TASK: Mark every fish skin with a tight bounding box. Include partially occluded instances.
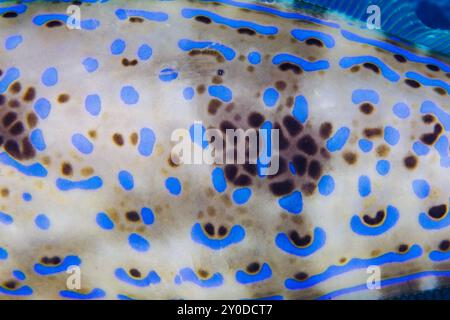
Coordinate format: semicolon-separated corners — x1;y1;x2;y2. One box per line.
0;0;449;300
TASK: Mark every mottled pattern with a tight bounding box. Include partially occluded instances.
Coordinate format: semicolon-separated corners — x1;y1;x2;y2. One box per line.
0;0;449;300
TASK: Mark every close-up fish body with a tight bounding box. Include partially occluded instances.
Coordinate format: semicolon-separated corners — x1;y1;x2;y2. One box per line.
0;0;449;301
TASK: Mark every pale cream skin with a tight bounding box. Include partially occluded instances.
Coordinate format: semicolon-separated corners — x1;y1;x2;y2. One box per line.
0;0;449;299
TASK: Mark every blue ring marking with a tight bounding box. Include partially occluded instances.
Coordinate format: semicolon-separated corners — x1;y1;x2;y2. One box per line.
339;56;399;82
32;14;100;30
159;68;178;82
118;170;134;191
12;270;26;281
30;129;46;151
96;212;114;230
201;0;339;28
182;8;278;35
351;89;379;104
34;98;51;119
183;87;195;100
326;127;350;152
208;85;232;102
275;227;326;257
4;35;23;51
84;94;101;116
178;39;236;61
285;244;423;290
262;88;279;107
412;179;430;199
120;85;139;105
429;250;450;262
318;270;450;300
165;177;181;196
82;57;98;73
0;211;13;225
56;176;103;191
419;202;450;230
235;263;272;285
0;152;47;177
110;38;126;55
114;268;161;287
59;288;105;300
292;95;308;124
435;136;450;168
71;133;93;154
174;267;224;288
420;100;450;131
341;30;450;72
291;29;335;48
211;167;227;193
0;285;33;297
0;248;7;260
248;51;261;65
384;126;400;146
128;233;150;252
41;67;58;87
413;141;430;156
376;160;390;176
191;223;245;250
35;214;50;230
115;8;168;22
351;205;399;236
392;102;410;119
141;207;154;225
405;71;450;94
22;193;32;202
34;255;81;276
358;175;371;197
137;44;152;61
0;67;20;94
232;187;252;205
0;4;27;16
358;139;373;153
318;175;335;196
138;127;156;157
272;53;329;72
278;191;303;214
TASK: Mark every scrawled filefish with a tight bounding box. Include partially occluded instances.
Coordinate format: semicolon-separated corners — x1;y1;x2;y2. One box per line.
0;0;449;300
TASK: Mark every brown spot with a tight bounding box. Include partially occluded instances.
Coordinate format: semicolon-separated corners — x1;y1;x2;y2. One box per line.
198;269;209;278
237;27;256;36
283;115;303;136
439;240;450;251
26;113;38;129
61;162;73;176
305;38;323;47
46;20;63;28
428;204;447;220
279;63;302;74
9;121;24;136
362;62;380;74
1;188;9;197
129;268;141;278
23;87;36;102
2;12;18;18
343;151;357;164
189;49;225;63
248;112;264;128
88;130;97;139
130;133;138;146
247;65;254;73
289;231;311;247
393;54;407;63
129;17;143;23
405;79;421;88
363;210;385;225
208;99;222;115
122;58;138;67
197;84;206;94
81;167;94;177
212;76;223;84
2;111;17;127
297;135;318;155
426;64;440;72
275;80;287;91
194;15;211;24
3;280;17;289
398;244;409;253
307;160;322;180
363;127;382;138
359;103;374;115
404;155;417;169
422;114;435;124
319;122;333;139
8;99;20;108
269;179;294;196
246;262;260;273
434;87;446;96
350;65;360;73
10;82;21;94
294;272;308;281
376;144;390;157
113;133;124;146
58;94;70;103
126;211;140;222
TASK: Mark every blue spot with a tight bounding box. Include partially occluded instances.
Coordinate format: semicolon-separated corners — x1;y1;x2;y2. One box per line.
413;141;430;156
392;103;410;119
35;214;50;230
292;95;308;123
384;126;400;146
82;57;99;73
212;167;227;193
318;175;335;196
275;227;326;257
248;51;261;64
191;223;246;250
0;211;13;225
406;71;450;94
34;98;51;119
351;205;400;236
115;268;161;287
110;38;126;55
34;255;81;276
358;139;373;153
118;170;134;191
138;128;156;156
128;233;150;252
0;248;8;260
85;94;101;116
137;44;152;61
120;85;139;105
272;53;329;71
326;127;350;152
30;129;46;151
115;8;168;22
60;288;105;300
420;100;450;131
0;67;20;94
4;35;22;50
292;29;335;48
96;212;114;230
376;160;390;176
358;175;371;197
183;87;195;100
412;179;430;199
178;39;236;61
208;85;232;102
165;177;182;196
189;122;208;149
278;191;303;214
232;188;252;205
41;67;58;87
56;176;103;191
339;56;399;82
236;263;272;284
175;267;224;287
0;152;47;177
351;89;379;104
22;193;32;202
71;133;93;155
141;207;154;225
13;270;26;281
263;88;279;107
159;68;178;82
